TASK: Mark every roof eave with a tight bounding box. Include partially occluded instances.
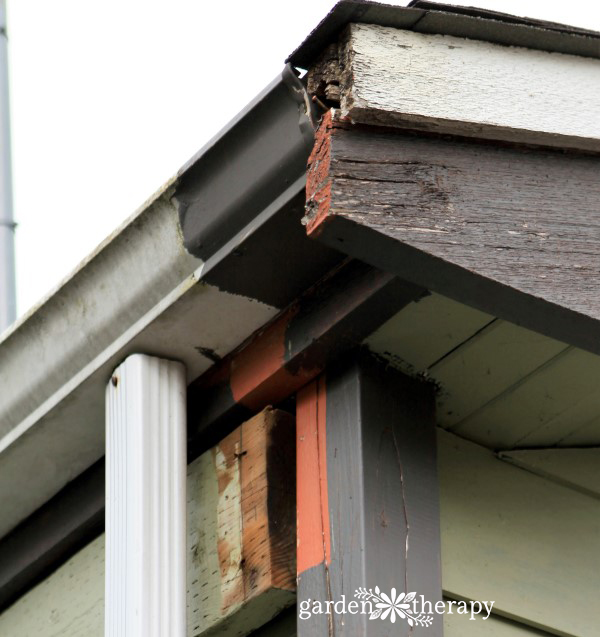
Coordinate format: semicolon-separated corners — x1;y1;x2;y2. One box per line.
0;65;322;545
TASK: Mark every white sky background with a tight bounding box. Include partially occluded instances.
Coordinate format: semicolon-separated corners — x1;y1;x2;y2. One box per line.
6;0;600;317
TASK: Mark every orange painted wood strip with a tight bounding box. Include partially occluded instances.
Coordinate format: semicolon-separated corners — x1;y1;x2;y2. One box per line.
296;377;331;575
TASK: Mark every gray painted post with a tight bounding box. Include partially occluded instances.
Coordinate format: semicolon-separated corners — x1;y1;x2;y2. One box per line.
297;354;442;636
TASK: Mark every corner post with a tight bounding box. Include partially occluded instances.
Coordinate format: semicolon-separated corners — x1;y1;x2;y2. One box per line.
297;355;442;635
105;354;187;637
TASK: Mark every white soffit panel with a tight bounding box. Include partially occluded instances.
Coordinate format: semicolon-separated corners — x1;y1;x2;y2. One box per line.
342;24;600;151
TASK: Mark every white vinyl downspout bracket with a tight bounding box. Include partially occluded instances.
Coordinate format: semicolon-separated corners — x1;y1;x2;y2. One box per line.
105;354;187;637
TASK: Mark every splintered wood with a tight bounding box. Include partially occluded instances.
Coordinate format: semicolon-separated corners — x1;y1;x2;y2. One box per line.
304;109;600;336
307;43;341;105
309;23;600;152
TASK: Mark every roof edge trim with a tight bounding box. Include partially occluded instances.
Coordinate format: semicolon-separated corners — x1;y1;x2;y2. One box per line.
288;0;600;69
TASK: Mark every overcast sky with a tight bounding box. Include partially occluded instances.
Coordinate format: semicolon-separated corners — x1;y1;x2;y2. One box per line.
6;0;600;317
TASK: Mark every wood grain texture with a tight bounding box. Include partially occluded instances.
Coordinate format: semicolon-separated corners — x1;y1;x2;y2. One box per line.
0;409;295;637
191;407;296;636
338;24;600;151
306;115;600;358
439;430;600;637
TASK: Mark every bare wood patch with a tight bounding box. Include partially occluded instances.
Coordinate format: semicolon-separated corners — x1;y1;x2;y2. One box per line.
195;407;296;634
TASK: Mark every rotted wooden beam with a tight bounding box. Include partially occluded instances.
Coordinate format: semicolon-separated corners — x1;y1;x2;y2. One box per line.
187;259;425;456
304;109;600;356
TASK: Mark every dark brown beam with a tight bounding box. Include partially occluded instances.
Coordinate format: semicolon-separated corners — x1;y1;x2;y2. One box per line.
187;260;426;456
305;111;600;357
296;354;442;636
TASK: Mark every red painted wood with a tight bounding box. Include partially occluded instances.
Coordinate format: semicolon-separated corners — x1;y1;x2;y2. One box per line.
296;377;331;575
305;110;334;236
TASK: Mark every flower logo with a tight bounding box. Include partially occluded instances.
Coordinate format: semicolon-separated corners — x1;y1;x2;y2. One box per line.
375;588;411;623
354;587;434;627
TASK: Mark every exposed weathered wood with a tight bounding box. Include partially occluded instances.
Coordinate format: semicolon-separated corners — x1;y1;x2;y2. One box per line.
335;24;600;151
499;448;600;499
305;113;600;359
306;43;341;105
297;356;442;636
439;430;600;637
189;408;296;635
0;408;296;637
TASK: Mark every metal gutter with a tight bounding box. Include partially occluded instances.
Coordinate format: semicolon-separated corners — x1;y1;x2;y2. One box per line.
0;65;318;550
287;0;600;69
175;64;319;259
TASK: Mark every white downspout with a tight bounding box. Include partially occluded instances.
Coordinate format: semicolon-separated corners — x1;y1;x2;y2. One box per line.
105;354;187;637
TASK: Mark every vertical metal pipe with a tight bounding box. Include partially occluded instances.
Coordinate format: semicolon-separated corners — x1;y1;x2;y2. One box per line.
0;0;15;330
105;354;187;637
